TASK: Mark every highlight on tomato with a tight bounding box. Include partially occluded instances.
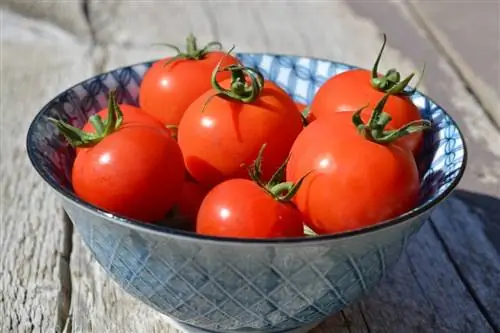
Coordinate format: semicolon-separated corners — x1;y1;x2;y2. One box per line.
196;145;307;239
139;34;240;127
49;92;185;222
286;91;431;235
310;34;425;156
177;49;304;188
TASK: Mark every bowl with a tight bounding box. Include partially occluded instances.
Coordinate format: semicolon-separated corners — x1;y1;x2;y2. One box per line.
27;53;467;333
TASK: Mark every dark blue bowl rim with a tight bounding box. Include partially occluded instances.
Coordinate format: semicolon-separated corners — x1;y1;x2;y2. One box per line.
26;52;468;245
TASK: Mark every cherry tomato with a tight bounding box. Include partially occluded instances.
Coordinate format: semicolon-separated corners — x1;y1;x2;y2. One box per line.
139;34;240;127
52;94;185;222
77;103;169;153
178;64;303;187
176;181;209;223
310;35;424;156
286;94;424;234
196;178;304;239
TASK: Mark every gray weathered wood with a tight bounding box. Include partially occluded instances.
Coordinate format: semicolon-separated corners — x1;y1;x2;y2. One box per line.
407;0;500;128
431;195;500;330
2;0;91;40
359;205;495;333
0;9;93;333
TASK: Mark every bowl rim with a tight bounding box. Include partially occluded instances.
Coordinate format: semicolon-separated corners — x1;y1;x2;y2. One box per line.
26;52;469;245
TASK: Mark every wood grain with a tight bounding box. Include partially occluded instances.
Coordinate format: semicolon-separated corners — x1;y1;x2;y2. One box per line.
0;9;93;333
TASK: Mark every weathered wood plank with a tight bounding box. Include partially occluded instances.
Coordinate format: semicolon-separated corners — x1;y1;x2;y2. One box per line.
407;0;500;128
2;0;91;39
431;195;500;331
359;211;494;333
0;9;93;333
67;1;500;332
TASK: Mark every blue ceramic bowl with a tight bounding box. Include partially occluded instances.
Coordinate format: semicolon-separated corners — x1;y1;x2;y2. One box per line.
27;53;467;333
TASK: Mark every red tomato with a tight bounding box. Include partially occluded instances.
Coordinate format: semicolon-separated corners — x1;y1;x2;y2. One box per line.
176;181;209;223
310;35;424;155
286;103;422;234
196;178;304;239
52;99;185;222
77;103;169;153
139;34;240;127
177;65;303;187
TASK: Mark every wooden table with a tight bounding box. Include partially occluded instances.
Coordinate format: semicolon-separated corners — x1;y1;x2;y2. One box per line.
1;2;499;332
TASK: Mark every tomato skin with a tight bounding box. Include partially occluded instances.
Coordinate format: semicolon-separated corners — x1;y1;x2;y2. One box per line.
286;112;420;234
72;126;185;222
77;104;170;154
139;52;240;126
176;181;210;223
310;69;423;155
196;179;304;239
177;79;303;187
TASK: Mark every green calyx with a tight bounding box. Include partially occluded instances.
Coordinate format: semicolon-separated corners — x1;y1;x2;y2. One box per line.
248;144;311;202
157;33;223;66
352;83;432;144
48;90;124;148
370;33;425;96
201;46;264;111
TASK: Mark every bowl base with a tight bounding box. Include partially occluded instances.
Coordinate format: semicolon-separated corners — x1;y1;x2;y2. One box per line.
161;316;322;333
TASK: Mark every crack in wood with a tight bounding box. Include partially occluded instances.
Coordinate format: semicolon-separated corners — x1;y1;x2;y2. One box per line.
55;213;74;333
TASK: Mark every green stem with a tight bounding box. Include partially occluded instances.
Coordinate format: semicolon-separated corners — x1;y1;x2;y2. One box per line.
248;144;312;203
269;182;294;198
89;115;105;135
370;33;425;96
158;33;224;67
201;46;264;112
48;90;124;148
352;89;432;144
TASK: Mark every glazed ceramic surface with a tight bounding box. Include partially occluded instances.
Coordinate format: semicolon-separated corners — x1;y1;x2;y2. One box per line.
27;53;467;333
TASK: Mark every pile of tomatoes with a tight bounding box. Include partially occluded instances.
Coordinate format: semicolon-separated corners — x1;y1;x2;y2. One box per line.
51;34;431;239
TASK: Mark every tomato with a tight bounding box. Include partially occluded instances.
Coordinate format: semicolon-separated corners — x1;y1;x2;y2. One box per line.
177;63;303;187
197;179;304;238
176;181;209;223
310;35;424;155
77;102;170;153
51;95;185;222
286;93;426;234
139;34;240;127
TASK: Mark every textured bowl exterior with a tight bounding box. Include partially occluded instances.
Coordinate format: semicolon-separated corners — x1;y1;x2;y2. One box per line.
27;53;466;332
